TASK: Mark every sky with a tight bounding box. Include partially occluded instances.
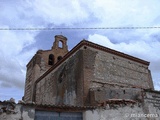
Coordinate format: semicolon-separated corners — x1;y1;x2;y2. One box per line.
0;0;160;102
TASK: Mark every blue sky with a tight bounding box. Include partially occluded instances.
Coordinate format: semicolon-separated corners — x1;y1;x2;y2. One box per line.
0;0;160;101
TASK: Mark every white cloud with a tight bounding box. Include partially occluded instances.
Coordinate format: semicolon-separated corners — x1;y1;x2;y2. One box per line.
85;0;160;27
0;29;37;89
26;0;90;26
88;32;160;61
0;28;37;100
1;0;160;28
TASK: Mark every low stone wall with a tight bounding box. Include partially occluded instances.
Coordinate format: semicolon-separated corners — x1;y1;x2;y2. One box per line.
1;90;160;120
84;105;146;120
145;91;160;109
143;90;160;118
0;102;35;120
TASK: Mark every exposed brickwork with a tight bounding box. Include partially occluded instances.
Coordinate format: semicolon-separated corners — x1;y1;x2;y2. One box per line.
83;47;97;105
24;35;68;102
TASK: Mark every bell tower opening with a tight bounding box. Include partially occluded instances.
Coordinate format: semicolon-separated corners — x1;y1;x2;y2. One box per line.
58;40;63;48
52;35;68;51
48;54;54;65
57;56;63;61
51;35;68;63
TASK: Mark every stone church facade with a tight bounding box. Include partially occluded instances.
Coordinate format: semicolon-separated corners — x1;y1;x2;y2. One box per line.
24;35;154;104
18;35;160;119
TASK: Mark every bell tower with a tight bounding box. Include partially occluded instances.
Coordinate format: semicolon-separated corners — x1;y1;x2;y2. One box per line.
51;35;68;63
52;35;68;51
24;35;68;102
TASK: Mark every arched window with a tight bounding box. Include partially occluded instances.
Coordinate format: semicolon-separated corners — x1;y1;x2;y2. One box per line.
48;54;54;65
58;41;63;48
57;56;63;61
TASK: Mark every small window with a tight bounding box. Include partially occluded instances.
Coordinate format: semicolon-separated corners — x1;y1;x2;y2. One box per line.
48;54;54;65
123;90;125;94
57;56;63;61
59;41;63;48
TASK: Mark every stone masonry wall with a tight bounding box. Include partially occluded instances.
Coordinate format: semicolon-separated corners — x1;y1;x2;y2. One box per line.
35;46;153;106
144;91;160;116
1;102;159;120
83;46;153;90
83;103;159;120
0;102;35;120
35;49;84;106
89;88;143;106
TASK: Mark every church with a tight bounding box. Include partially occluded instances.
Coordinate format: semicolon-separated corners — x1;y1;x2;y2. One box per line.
21;35;160;119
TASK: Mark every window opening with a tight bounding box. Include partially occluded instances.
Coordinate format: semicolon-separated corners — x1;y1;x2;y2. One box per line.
58;41;63;48
57;56;63;61
48;54;54;65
